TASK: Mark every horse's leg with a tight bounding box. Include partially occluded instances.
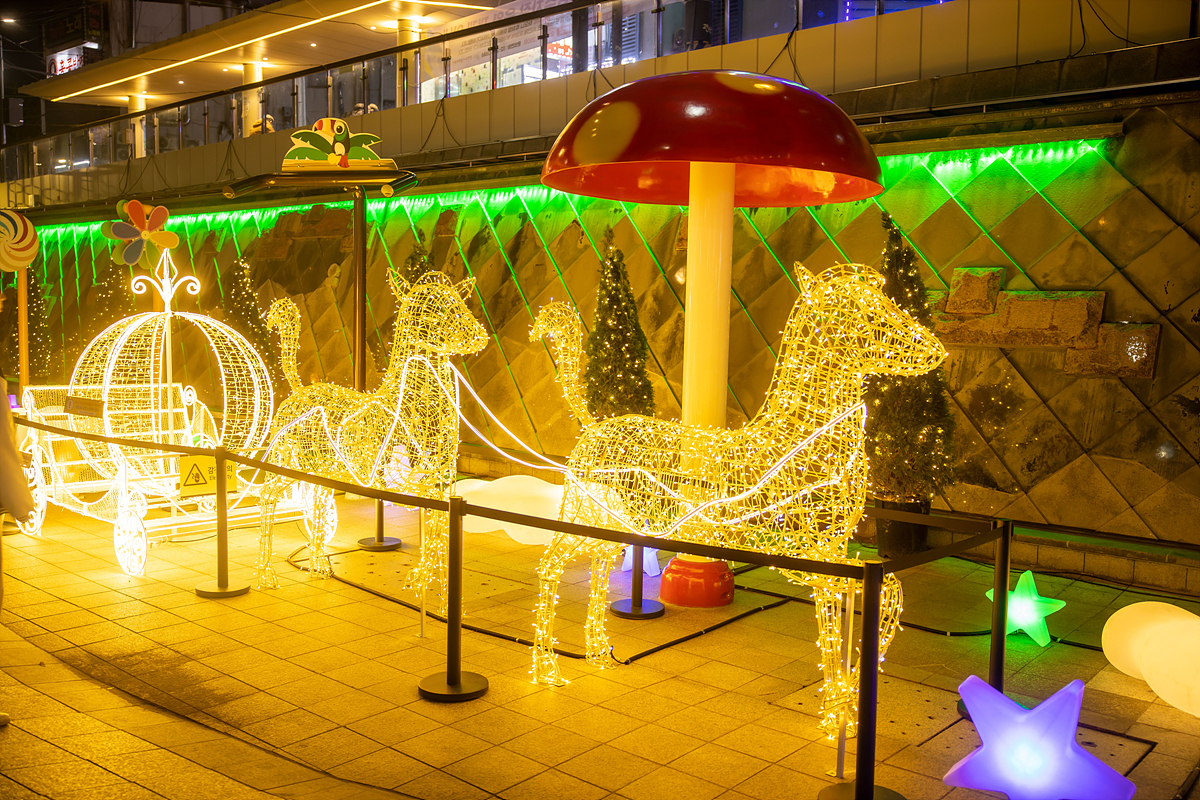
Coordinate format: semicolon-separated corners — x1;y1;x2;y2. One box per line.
404;507;449;617
532;533;585;686
306;487;335;579
584;542;625;669
813;577;858;740
256;484;282;590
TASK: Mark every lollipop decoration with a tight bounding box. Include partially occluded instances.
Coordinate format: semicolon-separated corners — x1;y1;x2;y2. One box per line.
0;210;39;272
101;200;180;268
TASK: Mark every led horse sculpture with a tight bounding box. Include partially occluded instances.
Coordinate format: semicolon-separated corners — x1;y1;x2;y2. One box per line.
530;263;946;737
256;271;487;604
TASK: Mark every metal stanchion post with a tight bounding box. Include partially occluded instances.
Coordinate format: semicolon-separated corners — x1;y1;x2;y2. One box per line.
419;497;488;702
419;508;427;639
960;521;1013;720
359;497;402;551
989;521;1013;693
196;448;250;599
611;545;665;620
818;561;905;800
828;586;855;779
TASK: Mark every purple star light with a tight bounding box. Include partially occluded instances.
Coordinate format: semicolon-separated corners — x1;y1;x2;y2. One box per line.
944;675;1135;800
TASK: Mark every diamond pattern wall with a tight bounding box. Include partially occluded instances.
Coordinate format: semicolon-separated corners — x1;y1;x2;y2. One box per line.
20;101;1200;548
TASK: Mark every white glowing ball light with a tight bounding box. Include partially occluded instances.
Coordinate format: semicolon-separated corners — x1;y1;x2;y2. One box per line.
1102;601;1200;718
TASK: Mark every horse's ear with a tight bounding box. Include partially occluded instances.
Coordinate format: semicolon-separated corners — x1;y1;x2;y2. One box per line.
793;262;817;294
389;270;411;299
456;276;476;300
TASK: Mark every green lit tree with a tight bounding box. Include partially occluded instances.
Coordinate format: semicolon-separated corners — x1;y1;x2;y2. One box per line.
222;258;282;389
584;228;655;419
90;264;136;336
399;228;433;284
864;213;956;556
26;276;51;381
0;271;54;386
374;230;433;373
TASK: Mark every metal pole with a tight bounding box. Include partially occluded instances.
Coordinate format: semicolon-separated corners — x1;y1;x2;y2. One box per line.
854;561;883;800
1;36;6;147
540;25;548;80
989;521;1013;693
490;37;498;90
196;447;250;598
418;497;489;701
610;545;664;619
830;587;855;780
817;563;904;800
419;509;427;638
359;495;401;550
17;264;27;391
352;186;367;392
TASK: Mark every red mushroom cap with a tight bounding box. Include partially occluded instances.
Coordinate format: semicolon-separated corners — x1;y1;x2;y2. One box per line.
541;70;882;207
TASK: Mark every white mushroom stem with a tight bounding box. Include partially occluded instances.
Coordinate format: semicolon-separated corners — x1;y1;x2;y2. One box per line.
678;161;736;567
682;161;736;430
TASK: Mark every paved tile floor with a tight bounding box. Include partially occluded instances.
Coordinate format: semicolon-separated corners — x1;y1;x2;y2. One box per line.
2;498;1198;800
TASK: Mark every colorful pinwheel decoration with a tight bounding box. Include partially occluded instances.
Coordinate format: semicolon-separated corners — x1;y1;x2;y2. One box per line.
282;118;394;171
102;200;180;268
0;209;39;273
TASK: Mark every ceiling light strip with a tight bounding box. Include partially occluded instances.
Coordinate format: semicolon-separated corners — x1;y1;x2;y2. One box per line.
52;0;487;102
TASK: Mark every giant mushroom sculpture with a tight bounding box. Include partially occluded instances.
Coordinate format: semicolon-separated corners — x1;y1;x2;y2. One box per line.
541;70;884;603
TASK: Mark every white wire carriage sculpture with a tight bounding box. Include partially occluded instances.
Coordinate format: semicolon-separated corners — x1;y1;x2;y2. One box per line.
254;270;487;601
526;263;948;738
18;250;282;575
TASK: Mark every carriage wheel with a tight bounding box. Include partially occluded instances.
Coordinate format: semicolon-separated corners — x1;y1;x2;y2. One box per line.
114;501;149;576
301;484;338;545
17;447;47;537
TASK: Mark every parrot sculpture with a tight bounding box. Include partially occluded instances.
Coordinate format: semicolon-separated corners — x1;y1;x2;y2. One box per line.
283;118;385;168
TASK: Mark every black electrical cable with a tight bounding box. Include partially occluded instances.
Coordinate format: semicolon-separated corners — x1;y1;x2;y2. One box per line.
731;567;1115;651
286;544;797;663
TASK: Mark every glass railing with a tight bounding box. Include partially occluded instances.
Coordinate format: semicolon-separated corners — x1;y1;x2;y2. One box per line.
0;0;950;183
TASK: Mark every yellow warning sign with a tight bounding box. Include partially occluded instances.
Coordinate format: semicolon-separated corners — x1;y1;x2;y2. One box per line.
179;455;238;498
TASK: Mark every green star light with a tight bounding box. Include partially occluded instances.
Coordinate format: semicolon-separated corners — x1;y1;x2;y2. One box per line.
987;570;1065;647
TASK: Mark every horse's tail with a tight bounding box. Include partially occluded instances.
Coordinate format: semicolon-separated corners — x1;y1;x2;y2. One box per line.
267;298;302;392
531;303;594;428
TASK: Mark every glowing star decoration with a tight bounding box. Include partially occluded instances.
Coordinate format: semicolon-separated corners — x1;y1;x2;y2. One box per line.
0;209;39;271
19;247;274;575
255;271;486;595
945;675;1135;800
282;117;398;171
528;263;947;738
986;570;1065;647
101;200;180;268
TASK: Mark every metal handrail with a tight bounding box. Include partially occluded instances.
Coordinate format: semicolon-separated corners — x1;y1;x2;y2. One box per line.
8;0;605;139
20;413;1008;800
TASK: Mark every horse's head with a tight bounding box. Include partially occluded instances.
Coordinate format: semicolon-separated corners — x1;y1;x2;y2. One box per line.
801;263;946;377
390;271;488;356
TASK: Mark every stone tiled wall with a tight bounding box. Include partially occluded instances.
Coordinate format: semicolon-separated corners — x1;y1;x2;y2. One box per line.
20;101;1200;564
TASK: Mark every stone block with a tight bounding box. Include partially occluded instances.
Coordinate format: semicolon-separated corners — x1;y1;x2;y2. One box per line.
252;236;292;263
1084;551;1135;583
945;268;1002;315
1132;561;1189;592
1036;544;1085;574
935;290;1103;348
1065;323;1160;378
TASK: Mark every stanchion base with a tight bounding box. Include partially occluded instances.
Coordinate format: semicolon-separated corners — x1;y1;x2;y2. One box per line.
610;598;666;620
816;781;907;800
358;536;403;552
195;580;250;599
418;671;489;703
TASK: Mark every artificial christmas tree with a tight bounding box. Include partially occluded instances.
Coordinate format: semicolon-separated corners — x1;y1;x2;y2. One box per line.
864;213;955;556
222;258;281;391
584;228;655;420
